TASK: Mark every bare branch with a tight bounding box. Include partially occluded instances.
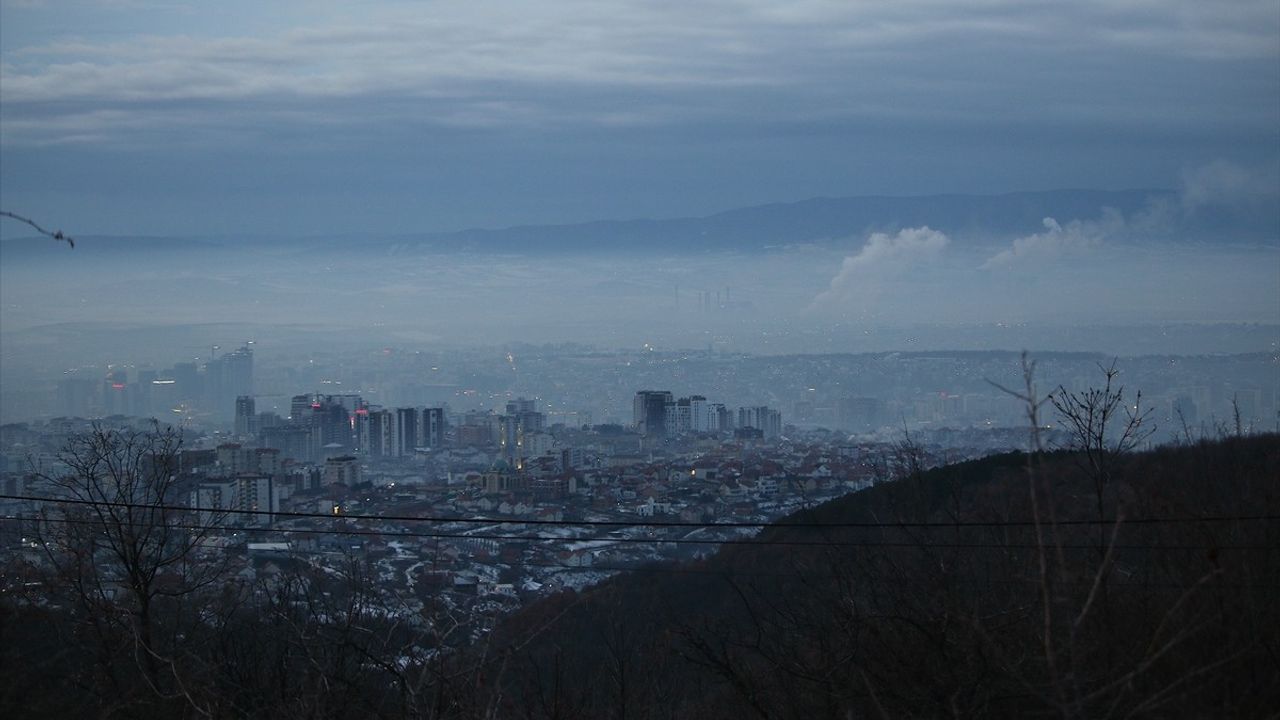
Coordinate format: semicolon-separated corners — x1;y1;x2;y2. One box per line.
0;210;76;248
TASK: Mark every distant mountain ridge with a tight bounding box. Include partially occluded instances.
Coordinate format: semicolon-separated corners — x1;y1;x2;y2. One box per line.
335;187;1278;254
3;188;1275;258
376;188;1174;254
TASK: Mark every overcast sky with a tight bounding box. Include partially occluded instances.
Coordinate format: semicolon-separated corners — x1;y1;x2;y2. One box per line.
2;0;1277;236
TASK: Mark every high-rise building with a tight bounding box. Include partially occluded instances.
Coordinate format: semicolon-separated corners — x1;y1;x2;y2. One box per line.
221;345;253;398
290;394;317;424
357;407;396;458
287;394;358;458
689;395;709;432
384;406;448;456
190;480;237;527
324;455;362;486
256;411;283;432
204;345;253;419
190;474;278;527
422;407;446;448
102;368;128;416
667;396;693;436
506;398;544;434
506;397;537;415
260;425;312;463
710;403;732;432
327;394;363;413
522;431;555;460
497;401;543;464
233;474;278;526
55;378;96;418
633;391;673;438
133;369;157;417
394;407;419;456
215;443;251;475
234;395;256;436
172;363;201;404
737;406;782;439
648;394;719;437
317;401;353;456
254;448;282;475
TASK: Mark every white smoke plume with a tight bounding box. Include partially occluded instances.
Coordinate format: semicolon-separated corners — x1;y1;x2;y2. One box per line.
1178;159;1278;211
810;226;949;310
980;209;1122;270
984;160;1278;271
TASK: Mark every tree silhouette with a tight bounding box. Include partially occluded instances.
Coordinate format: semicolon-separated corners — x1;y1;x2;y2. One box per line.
31;422;227;711
0;210;75;248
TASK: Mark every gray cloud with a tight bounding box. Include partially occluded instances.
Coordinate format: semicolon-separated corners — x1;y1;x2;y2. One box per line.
2;1;1277;146
2;2;1277;235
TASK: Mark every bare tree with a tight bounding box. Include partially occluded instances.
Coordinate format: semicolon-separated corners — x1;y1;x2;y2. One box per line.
0;210;75;248
1049;359;1155;531
33;421;227;709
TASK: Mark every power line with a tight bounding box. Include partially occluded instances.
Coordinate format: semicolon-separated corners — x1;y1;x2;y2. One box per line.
3;515;1273;553
3;492;1276;530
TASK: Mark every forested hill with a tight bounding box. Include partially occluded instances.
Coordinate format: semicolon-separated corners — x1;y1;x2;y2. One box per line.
489;434;1280;719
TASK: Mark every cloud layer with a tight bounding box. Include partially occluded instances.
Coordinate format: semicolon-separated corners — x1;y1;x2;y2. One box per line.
1;1;1277;235
3;0;1278;146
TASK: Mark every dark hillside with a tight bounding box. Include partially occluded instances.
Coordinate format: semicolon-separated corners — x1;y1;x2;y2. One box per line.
489;435;1280;719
